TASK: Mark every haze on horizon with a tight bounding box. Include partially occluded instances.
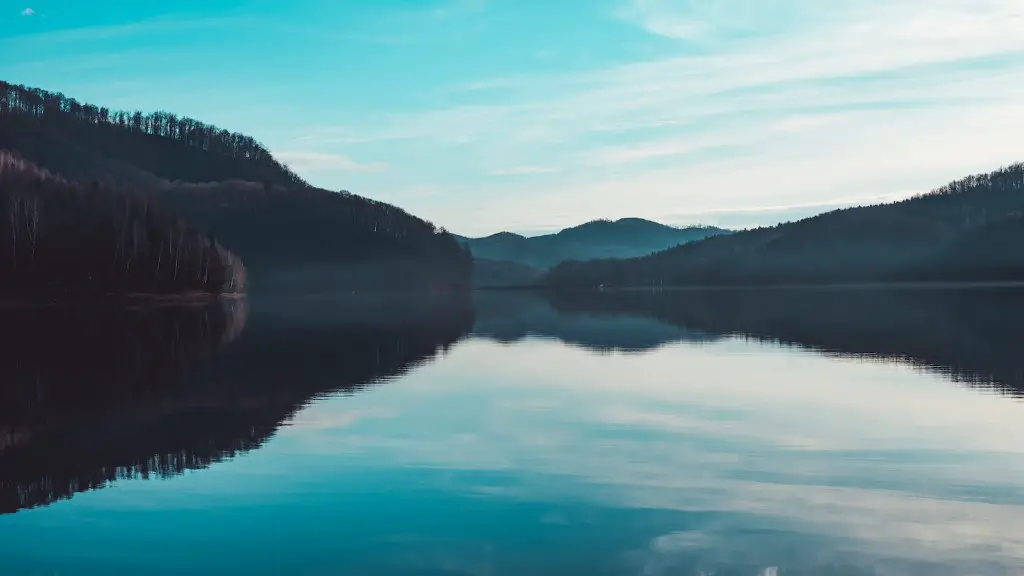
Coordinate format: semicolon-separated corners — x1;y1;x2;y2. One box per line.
3;0;1023;237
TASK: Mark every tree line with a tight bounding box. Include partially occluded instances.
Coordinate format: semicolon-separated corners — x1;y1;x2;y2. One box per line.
545;163;1024;289
0;151;246;296
0;80;305;187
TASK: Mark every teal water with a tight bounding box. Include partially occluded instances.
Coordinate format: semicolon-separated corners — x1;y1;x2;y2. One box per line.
2;289;1024;575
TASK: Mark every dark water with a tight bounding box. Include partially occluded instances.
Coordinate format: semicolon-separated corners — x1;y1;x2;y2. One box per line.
2;287;1024;575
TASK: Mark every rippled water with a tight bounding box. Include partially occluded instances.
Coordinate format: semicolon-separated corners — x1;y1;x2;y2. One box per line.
2;288;1023;575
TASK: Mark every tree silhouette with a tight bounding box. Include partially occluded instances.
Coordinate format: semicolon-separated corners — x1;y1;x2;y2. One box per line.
0;151;246;296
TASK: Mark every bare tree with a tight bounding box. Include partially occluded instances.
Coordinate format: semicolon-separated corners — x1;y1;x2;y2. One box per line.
8;194;19;270
23;195;39;264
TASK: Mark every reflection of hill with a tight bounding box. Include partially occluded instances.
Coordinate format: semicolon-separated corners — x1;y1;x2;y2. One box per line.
0;298;249;513
472;291;718;352
0;293;473;514
544;287;1024;394
217;293;474;400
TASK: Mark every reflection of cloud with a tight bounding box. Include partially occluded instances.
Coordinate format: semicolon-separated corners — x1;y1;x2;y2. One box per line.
279;336;1024;571
287;408;395;430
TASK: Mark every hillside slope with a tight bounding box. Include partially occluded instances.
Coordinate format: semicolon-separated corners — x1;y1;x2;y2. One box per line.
546;164;1024;289
458;218;728;269
0;152;246;296
0;81;471;292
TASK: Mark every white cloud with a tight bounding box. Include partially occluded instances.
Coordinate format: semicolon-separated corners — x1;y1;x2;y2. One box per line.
275;151;388;173
20;7;35;16
490;166;556;176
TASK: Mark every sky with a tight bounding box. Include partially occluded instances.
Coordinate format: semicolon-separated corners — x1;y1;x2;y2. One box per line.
2;0;1024;236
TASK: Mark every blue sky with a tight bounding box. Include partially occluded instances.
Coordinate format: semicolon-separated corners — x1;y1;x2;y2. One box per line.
3;0;1024;236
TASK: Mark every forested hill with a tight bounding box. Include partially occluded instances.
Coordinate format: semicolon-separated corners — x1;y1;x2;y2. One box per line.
0;81;472;292
545;163;1024;289
457;218;728;269
0;81;304;187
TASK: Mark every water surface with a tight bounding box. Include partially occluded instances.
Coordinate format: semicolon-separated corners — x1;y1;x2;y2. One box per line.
2;288;1023;575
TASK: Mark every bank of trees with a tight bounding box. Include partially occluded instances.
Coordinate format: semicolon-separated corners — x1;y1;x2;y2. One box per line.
156;180;473;292
0;151;245;296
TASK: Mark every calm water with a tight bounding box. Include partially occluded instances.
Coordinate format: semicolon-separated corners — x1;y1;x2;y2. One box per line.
2;288;1024;575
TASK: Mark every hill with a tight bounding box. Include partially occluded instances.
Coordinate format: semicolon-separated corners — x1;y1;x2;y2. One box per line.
457;218;728;270
545;164;1024;289
0;81;471;292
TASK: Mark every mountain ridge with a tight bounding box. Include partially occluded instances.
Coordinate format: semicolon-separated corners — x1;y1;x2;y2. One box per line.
456;217;729;270
545;163;1024;289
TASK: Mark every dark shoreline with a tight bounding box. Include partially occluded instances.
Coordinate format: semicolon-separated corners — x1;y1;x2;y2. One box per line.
490;280;1024;293
0;292;245;309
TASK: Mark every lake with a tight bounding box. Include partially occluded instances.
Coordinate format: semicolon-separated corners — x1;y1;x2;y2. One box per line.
2;287;1024;575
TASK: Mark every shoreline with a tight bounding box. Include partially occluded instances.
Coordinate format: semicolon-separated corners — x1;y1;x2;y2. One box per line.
0;291;246;309
494;280;1024;292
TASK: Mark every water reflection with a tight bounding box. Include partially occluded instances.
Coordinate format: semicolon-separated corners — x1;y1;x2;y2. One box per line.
0;293;473;514
473;291;719;352
477;287;1024;394
2;288;1024;575
0;298;249;513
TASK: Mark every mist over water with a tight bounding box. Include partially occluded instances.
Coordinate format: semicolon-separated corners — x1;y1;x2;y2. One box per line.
1;287;1023;575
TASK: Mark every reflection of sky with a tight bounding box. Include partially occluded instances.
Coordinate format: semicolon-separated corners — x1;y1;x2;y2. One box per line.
3;335;1024;575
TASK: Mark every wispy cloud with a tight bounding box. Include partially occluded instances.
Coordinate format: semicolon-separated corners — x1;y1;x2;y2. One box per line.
39;0;1014;235
20;7;35;16
296;0;1024;234
275;151;388;173
490;166;556;176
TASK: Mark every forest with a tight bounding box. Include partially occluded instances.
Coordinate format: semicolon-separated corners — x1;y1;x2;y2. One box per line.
545;163;1024;289
0;81;304;187
0;81;473;293
155;179;473;292
0;151;245;297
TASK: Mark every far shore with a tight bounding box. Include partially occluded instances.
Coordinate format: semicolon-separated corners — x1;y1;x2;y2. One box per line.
488;280;1024;292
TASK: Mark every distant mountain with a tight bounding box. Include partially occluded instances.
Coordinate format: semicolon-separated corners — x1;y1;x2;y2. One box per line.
0;80;471;293
457;218;729;270
546;164;1024;289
